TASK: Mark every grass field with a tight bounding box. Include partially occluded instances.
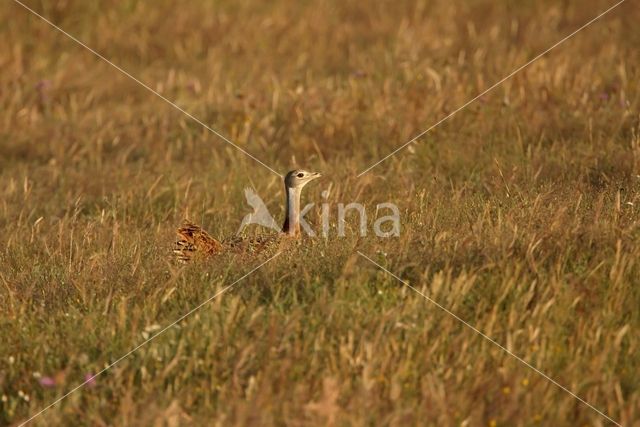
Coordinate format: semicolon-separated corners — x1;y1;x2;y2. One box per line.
1;0;639;425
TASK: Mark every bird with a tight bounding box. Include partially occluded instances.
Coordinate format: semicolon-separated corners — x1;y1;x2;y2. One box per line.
174;169;321;262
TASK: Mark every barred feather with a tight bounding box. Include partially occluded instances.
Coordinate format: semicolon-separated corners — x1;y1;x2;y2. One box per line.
174;221;224;262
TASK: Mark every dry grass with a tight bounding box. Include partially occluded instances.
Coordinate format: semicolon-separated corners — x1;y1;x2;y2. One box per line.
1;0;639;425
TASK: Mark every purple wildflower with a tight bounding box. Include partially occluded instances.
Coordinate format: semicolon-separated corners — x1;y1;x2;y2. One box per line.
84;373;97;387
38;376;56;388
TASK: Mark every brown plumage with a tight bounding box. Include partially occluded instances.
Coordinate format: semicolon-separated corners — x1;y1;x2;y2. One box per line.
174;169;321;262
174;221;224;262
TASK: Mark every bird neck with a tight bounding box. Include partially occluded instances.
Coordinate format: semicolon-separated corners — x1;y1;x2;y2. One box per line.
282;186;302;236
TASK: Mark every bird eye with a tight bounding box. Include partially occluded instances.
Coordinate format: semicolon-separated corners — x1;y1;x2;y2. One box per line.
297;173;304;178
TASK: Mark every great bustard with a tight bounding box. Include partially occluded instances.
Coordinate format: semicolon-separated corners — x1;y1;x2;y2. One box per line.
174;169;321;261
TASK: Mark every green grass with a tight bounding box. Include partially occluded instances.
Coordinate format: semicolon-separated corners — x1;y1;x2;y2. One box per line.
1;0;639;425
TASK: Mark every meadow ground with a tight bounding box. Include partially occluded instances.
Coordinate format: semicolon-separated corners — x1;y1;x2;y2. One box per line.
1;0;639;425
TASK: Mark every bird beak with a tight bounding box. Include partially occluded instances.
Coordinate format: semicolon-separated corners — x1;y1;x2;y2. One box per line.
312;172;322;180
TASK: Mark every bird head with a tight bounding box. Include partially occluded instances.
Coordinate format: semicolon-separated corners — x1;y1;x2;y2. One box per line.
284;169;322;190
